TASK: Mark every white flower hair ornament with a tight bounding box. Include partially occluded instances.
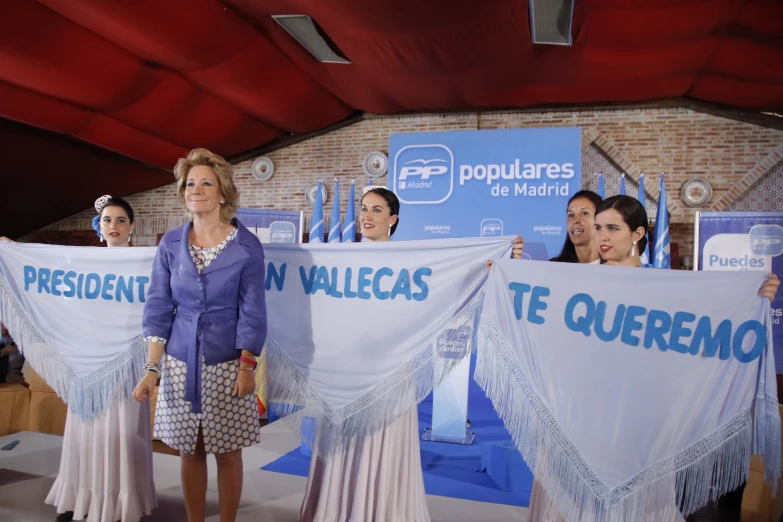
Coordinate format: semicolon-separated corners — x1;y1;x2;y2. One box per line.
361;185;392;196
94;195;112;213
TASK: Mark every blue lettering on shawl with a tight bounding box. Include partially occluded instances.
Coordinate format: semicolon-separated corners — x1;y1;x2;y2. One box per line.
690;317;732;360
51;270;65;297
372;267;393;300
63;271;77;298
509;283;531;320
643;310;672;351
391;269;412;300
594;302;624;342
509;283;550;323
37;268;51;294
21;265;150;304
24;265;36;291
84;273;101;299
101;274;116;300
299;266;316;295
329;267;343;298
412;267;432;302
311;266;331;295
265;263;287;292
115;276;134;303
135;276;149;303
533;288;770;365
669;312;696;354
343;267;357;298
529;286;550;324
733;320;766;363
621;306;647;347
357;267;374;300
564;293;594;337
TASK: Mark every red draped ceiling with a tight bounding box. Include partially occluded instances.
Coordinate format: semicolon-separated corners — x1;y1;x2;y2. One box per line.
1;0;782;237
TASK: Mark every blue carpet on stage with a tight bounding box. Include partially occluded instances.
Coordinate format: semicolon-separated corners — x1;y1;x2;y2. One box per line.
261;355;534;507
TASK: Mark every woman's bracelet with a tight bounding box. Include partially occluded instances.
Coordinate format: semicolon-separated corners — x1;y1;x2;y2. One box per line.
238;356;257;368
145;362;161;377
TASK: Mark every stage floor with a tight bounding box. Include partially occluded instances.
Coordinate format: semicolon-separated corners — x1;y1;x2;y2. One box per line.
0;423;530;522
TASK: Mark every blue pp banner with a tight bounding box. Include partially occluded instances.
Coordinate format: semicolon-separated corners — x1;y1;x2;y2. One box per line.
697;211;783;371
388;128;582;259
236;208;303;244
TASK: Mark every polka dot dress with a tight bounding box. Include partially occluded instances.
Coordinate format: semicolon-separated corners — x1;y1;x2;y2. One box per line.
153;229;260;454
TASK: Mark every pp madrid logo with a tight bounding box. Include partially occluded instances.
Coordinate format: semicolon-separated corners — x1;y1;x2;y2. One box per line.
393;144;454;204
750;225;783;257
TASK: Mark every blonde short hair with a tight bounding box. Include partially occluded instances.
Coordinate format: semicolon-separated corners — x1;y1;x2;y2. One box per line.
174;148;239;223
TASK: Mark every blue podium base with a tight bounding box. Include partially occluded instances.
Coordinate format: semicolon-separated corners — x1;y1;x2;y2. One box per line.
421;428;476;445
300;416;316;458
480;441;527;492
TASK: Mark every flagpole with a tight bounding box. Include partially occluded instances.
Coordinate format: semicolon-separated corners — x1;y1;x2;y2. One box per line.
309;179;325;243
637;172;649;264
328;177;341;243
342;179;356;243
652;172;671;269
596;173;605;199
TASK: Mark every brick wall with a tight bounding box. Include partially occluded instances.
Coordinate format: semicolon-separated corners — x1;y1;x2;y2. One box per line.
46;106;783;259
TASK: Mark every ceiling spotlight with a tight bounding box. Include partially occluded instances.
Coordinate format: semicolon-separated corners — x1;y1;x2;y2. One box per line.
530;0;574;46
272;15;351;64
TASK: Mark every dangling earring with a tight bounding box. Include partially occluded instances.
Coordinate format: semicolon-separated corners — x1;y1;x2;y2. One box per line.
128;233;132;244
631;240;637;257
388;224;392;237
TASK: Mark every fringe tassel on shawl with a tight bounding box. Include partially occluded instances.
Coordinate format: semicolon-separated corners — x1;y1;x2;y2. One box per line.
752;306;781;493
475;315;778;521
265;287;486;460
0;276;147;421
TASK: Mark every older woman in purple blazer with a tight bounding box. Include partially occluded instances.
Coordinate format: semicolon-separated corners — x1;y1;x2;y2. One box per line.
133;148;266;522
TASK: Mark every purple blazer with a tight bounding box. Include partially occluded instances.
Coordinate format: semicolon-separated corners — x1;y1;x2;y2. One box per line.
143;219;267;413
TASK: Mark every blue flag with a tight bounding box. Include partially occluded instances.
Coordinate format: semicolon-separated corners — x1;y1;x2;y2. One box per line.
619;174;626;196
597;173;605;199
309;180;325;243
652;173;671;269
328;179;341;243
342;180;356;243
637;173;650;264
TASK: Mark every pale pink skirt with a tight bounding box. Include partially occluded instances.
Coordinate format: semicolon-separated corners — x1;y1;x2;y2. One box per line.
46;399;157;522
300;407;430;522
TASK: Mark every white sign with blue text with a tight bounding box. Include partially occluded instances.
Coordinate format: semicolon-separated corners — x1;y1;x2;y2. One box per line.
388;127;582;260
477;259;779;521
0;237;514;457
697;211;783;371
